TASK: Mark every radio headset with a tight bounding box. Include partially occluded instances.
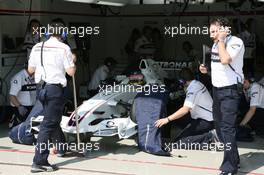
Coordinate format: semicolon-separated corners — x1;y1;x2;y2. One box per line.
44;22;67;41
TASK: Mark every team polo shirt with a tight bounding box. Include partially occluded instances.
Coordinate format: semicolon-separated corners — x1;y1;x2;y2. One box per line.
28;37;75;87
184;80;213;121
9;69;37;106
211;35;245;88
248;83;264;109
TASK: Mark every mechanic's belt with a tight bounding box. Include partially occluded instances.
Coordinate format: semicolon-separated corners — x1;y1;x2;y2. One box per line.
46;83;63;88
214;84;237;90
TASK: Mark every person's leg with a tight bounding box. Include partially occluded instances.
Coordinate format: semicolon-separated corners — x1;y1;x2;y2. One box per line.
33;85;64;165
51;127;66;154
33;116;59;165
212;87;223;142
175;119;198;140
173;132;213;150
192;119;214;135
176;119;214;140
11;105;33;126
218;88;240;174
20;106;33;122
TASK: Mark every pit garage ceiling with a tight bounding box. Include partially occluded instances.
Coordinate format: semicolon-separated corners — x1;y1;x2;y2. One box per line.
64;0;230;6
63;0;264;8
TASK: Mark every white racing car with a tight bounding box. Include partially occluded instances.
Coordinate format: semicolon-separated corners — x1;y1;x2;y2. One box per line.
30;59;189;142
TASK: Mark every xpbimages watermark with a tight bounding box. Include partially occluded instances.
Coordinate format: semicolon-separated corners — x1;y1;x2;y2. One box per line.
164;141;232;152
34;140;100;154
32;24;100;38
164;24;231;37
99;83;166;96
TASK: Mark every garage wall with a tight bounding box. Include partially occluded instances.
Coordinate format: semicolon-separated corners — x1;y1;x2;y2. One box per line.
102;2;264;63
1;0;264;71
0;0;104;104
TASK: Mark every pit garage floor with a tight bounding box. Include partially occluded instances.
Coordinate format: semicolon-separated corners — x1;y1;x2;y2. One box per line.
0;123;264;175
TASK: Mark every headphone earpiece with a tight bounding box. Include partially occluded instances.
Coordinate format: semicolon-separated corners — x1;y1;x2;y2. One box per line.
61;32;67;41
44;32;50;39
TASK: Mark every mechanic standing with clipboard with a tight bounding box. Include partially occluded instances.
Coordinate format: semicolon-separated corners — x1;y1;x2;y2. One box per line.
28;20;76;173
200;17;245;175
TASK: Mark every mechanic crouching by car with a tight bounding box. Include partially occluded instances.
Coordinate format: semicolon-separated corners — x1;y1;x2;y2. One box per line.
9;62;37;128
88;57;117;96
155;68;214;140
238;75;264;137
28;20;76;173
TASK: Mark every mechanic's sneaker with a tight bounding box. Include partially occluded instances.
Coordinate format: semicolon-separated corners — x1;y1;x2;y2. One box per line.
31;163;58;173
210;129;220;143
219;171;236;175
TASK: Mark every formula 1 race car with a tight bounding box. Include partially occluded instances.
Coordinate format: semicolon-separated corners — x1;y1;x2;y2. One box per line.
30;59;189;143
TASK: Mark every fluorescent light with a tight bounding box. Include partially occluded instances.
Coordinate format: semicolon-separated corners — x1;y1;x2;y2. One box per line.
202;0;215;3
65;0;126;6
97;1;126;6
65;0;96;3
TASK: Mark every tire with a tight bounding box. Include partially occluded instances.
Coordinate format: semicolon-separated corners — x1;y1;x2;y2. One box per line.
130;100;137;124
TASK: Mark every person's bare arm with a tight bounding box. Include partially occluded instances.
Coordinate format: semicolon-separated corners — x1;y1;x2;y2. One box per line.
66;53;76;77
66;67;76;77
217;29;232;65
10;95;21;107
240;106;257;126
28;66;35;76
168;106;191;121
218;41;232;65
155;106;191;128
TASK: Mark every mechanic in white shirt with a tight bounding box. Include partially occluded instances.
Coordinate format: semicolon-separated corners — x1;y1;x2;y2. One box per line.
155;68;214;139
200;17;245;175
88;57;117;95
239;76;264;135
9;64;37;128
28;19;76;173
